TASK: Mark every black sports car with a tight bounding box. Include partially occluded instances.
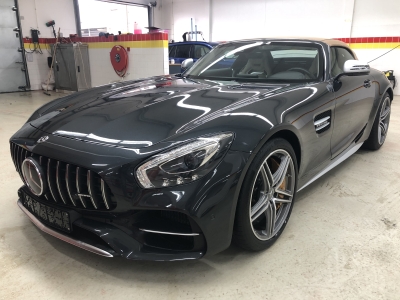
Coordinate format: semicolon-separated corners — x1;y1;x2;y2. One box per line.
10;38;393;261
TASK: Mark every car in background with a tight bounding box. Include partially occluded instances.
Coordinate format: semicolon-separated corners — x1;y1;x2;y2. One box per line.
169;41;219;64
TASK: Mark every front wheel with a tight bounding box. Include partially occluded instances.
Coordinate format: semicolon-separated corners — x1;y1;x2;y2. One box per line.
233;138;298;251
363;93;391;150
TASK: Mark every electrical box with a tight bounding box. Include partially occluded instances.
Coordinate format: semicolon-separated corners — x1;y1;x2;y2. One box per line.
51;43;91;91
31;29;39;43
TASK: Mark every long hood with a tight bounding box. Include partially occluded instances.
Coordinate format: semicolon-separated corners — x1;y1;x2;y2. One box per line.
29;76;290;149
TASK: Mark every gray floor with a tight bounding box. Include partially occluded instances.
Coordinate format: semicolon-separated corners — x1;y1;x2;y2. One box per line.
1;91;400;299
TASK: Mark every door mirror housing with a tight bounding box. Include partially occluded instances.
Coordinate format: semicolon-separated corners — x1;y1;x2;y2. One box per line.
343;60;370;76
332;60;370;92
181;58;194;72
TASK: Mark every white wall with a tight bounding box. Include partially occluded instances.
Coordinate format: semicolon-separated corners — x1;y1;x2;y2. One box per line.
155;0;211;42
155;0;355;42
351;0;400;37
351;0;400;95
89;41;168;87
19;0;77;90
19;0;76;38
155;0;400;95
212;0;356;41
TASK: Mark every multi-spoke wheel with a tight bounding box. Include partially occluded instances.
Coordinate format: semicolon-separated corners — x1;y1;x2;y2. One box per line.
364;93;391;150
234;138;298;251
250;149;295;241
378;96;391;145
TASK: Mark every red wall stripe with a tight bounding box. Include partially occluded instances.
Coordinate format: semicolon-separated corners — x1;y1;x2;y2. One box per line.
335;37;400;44
23;33;169;44
23;35;399;45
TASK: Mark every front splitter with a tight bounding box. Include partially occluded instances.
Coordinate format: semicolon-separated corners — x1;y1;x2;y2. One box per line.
17;199;114;257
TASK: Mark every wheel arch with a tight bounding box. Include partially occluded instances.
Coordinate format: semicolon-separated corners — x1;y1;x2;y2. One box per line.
234;125;303;198
386;87;394;102
228;126;302;241
268;130;301;170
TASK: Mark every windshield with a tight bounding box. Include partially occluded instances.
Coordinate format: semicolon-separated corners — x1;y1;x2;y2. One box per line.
184;41;323;83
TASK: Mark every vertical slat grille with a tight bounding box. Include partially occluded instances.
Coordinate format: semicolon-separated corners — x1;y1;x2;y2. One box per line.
56;161;69;204
10;143;17;170
38;156;50;201
16;146;22;174
87;170;100;209
65;164;77;206
76;166;88;208
101;179;111;209
10;142;114;210
14;145;25;182
47;159;60;203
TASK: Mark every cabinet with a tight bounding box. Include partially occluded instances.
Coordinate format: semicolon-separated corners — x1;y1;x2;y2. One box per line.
51;43;91;91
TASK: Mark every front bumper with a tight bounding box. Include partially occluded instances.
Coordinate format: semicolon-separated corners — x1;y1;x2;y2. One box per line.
16;146;249;261
11;125;251;260
18;188;206;261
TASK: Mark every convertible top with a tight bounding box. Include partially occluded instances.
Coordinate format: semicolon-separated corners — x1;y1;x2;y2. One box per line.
229;37;350;48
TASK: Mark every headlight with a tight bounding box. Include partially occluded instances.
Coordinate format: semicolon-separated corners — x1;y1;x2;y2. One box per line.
136;133;234;189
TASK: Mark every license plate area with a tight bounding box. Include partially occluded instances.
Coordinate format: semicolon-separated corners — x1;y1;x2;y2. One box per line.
22;193;72;233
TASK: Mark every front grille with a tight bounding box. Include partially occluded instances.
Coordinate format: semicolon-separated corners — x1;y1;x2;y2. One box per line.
10;142;114;210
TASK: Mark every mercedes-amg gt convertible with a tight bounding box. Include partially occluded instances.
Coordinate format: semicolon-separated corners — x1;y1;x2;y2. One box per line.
10;38;393;261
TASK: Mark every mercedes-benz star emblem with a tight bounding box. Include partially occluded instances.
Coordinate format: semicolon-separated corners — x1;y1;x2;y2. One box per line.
37;136;49;143
21;157;46;196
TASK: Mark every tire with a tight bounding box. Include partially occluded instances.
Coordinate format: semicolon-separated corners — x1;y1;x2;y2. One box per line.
233;138;298;251
363;93;391;150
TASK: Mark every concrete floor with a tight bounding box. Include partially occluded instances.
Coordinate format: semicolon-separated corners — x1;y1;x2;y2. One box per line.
1;91;400;299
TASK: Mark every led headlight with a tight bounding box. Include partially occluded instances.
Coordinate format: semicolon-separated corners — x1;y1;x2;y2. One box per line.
136;133;234;189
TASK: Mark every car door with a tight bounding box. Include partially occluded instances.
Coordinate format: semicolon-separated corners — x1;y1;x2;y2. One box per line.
330;47;375;158
174;44;192;64
277;47;336;187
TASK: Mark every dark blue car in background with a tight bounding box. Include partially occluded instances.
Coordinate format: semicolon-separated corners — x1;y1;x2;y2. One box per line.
169;41;219;64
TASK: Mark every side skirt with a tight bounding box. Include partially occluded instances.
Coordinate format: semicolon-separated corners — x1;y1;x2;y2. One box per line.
297;142;363;192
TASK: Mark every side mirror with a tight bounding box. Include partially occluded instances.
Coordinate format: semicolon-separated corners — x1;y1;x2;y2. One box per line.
181;58;194;72
332;60;370;92
343;60;370;75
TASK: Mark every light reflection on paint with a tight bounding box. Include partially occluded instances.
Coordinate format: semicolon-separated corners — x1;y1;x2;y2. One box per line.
279;87;318;122
199;42;263;75
53;130;153;147
171;191;185;202
223;112;274;127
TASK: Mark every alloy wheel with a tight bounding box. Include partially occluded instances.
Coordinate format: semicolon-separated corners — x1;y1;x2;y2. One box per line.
378;96;391;145
249;149;295;241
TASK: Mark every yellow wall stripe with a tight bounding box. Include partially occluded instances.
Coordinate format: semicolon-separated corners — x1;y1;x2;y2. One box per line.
349;42;399;49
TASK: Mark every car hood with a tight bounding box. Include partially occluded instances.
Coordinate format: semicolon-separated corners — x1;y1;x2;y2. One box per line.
29;76;290;149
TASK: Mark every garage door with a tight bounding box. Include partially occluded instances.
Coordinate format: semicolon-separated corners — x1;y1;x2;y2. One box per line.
0;0;28;93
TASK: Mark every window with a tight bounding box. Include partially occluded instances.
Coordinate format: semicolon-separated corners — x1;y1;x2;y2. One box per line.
78;0;149;36
185;42;323;82
330;47;355;77
175;45;191;58
270;49;318;59
193;45;211;59
169;46;176;57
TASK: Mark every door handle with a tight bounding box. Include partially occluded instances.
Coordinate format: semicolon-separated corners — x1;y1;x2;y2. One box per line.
364;79;371;88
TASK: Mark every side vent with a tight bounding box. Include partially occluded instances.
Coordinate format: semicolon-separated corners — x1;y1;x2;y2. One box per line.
314;110;332;134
